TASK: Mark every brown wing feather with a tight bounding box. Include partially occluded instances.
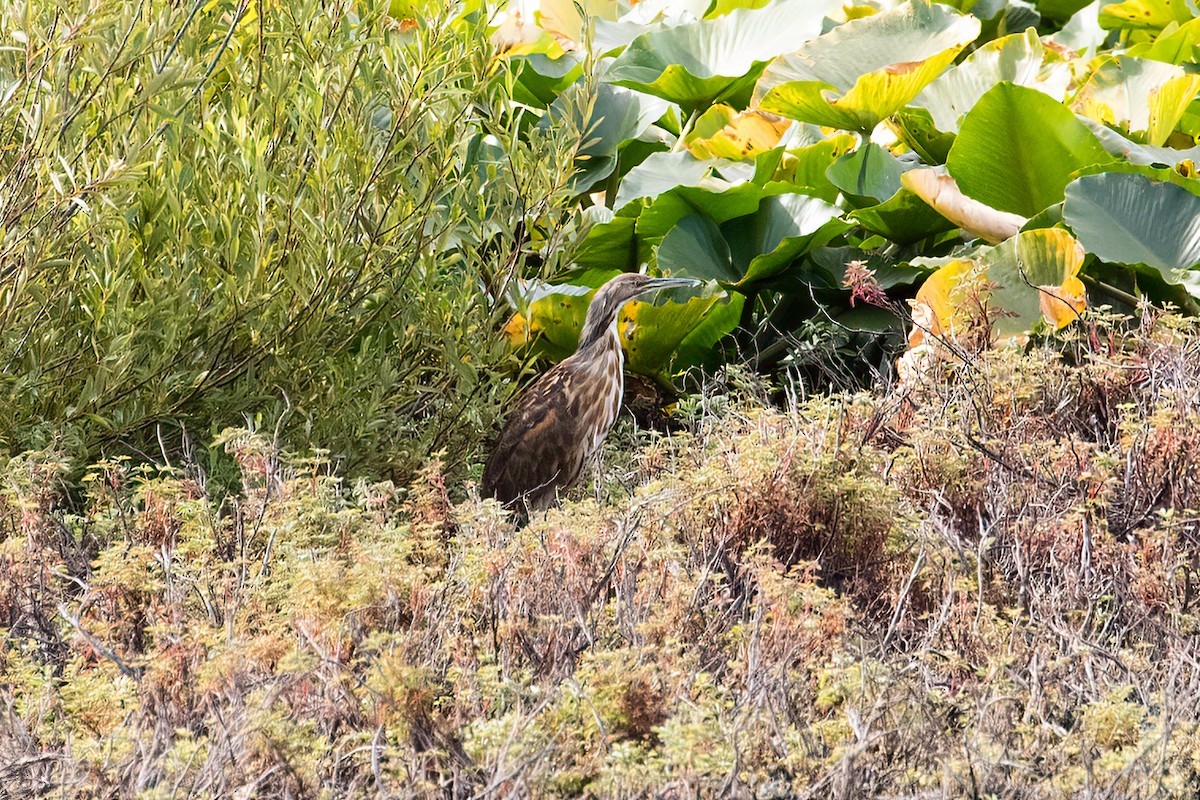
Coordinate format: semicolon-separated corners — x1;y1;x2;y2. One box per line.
482;361;586;509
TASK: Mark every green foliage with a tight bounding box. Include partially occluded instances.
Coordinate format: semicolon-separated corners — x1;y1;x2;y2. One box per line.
500;0;1200;382
947;83;1114;216
1064;171;1200;295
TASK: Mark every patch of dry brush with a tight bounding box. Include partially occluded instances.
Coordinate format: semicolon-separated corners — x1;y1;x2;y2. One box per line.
4;312;1200;798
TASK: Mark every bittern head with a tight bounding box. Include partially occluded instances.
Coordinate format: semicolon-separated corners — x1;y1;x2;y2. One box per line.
579;273;701;350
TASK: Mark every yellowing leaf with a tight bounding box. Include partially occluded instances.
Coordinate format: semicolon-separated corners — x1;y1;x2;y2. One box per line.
1099;0;1193;31
908;228;1088;348
1073;56;1200;146
686;106;792;160
1038;276;1087;328
503;312;534;346
902;168;1028;243
908;258;974;346
755;0;980;131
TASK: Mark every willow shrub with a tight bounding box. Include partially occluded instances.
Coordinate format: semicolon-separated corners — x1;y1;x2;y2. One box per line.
0;0;576;479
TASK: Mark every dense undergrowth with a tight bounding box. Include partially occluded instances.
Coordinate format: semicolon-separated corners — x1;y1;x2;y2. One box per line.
4;310;1200;798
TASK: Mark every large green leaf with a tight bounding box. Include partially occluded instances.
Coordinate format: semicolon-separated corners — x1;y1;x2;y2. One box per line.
614;151;724;208
674;293;747;368
850;188;960;244
656;216;740;282
605;0;837;110
656;194;847;289
727;194;849;286
756;0;981;132
946;83;1112;216
508;53;582;108
913;29;1071;133
1073;56;1200;146
635;182;780;257
573;214;640;273
982;228;1088;336
1063;171;1200;289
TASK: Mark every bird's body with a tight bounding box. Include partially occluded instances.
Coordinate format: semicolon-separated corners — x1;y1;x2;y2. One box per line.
483;273;697;514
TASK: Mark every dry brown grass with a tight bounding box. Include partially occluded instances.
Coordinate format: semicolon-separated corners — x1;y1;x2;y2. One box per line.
5;311;1200;798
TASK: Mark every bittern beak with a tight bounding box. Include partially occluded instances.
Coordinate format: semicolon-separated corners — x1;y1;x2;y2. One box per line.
637;277;702;296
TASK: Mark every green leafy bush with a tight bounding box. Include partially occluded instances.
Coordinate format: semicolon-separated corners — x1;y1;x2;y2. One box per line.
0;0;576;477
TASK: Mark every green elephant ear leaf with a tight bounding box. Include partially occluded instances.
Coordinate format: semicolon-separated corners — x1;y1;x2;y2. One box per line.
614;151;723;209
724;194;849;287
756;0;981;132
1064;171;1200;291
1072;56;1200;146
849;188;959;244
621;292;743;377
656;215;740;283
913;28;1071;134
605;0;837;110
510;53;582;107
656;194;847;289
573;215;640;274
946;82;1113;216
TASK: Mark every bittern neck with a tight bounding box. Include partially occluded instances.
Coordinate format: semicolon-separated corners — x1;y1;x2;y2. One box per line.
578;305;623;354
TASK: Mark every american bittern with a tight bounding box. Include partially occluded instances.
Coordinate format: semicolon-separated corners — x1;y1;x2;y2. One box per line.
483;273;699;514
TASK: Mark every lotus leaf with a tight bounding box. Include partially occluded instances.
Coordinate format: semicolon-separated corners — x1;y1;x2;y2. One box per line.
1064;171;1200;290
657;194;847;289
1073;56;1200;146
911;228;1086;344
756;0;981;132
913;28;1071;133
947;83;1112;216
849;189;960;244
826;143;913;204
606;0;838;110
